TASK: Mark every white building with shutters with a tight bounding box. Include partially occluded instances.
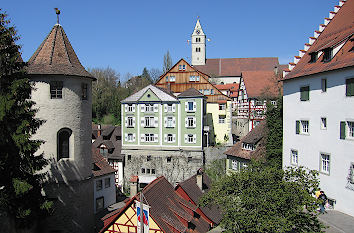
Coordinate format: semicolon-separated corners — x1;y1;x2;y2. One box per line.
121;85;207;187
282;0;354;217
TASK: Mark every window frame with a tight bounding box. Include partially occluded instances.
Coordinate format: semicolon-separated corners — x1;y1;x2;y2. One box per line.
346;78;354;97
219;104;226;110
322;48;333;62
187;117;194;128
300;85;310;101
219;115;226;124
144;116;155;128
96;197;104;211
50;81;63;99
320;153;331;175
81;83;88;100
187;134;194;143
57;128;72;161
145;133;155;142
320;117;327;130
290;149;298;166
104;177;111;188
127;133;133;142
96;180;103;191
127;116;134;128
321;78;327;92
167;134;173;142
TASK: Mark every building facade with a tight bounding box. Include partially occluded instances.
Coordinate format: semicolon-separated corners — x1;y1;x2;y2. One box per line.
155;59;233;145
27;23;94;232
121;85;206;186
282;0;354;217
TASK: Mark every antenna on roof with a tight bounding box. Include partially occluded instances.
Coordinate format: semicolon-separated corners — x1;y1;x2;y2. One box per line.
54;8;60;25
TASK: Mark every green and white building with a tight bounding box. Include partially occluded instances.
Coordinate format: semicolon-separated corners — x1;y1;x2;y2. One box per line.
121;85;207;186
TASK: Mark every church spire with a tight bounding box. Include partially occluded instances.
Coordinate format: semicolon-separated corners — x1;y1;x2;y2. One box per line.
191;18;206;66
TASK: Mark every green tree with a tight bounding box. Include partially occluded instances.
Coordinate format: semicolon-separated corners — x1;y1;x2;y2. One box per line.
200;162;324;233
163;50;172;73
265;97;283;168
141;67;152;83
0;10;52;230
204;159;226;183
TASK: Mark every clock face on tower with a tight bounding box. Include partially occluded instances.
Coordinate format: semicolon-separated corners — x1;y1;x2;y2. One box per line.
196;29;200;34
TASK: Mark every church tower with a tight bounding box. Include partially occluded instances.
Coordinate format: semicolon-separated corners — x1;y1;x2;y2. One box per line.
191;18;206;66
27;18;95;232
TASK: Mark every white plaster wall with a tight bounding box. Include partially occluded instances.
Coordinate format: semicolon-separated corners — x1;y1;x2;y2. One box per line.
283;68;354;217
191;34;206;66
31;75;93;181
215;76;241;85
94;173;116;213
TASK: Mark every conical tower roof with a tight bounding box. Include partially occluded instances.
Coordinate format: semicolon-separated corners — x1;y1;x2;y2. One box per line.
27;24;93;79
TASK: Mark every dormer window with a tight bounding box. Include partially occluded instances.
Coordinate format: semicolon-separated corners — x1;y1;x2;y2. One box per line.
178;65;186;71
309;52;318;63
323;48;333;62
242;143;255;151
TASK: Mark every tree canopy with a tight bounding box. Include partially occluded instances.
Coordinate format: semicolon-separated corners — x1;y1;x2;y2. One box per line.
200;162;324;233
163;50;172;73
0;10;52;230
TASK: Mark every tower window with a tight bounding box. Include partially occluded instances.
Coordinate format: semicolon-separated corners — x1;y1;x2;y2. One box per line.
81;83;88;100
50;81;63;99
196;38;201;42
57;128;72;160
196;47;201;52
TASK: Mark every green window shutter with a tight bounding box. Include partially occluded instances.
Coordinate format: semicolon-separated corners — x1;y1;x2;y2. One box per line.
340;121;346;139
346;78;354;96
228;159;232;169
296;121;300;134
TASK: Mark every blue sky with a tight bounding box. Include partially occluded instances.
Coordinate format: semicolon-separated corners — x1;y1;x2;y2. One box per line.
3;0;338;81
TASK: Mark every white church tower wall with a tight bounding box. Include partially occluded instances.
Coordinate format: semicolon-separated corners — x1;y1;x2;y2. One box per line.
191;19;206;66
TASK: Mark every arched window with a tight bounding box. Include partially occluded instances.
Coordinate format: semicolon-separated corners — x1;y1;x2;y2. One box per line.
57;128;72;160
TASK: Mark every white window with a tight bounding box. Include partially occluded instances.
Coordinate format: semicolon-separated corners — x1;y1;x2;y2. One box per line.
320;153;330;174
185;101;196;112
127;133;133;142
185;116;196;128
145;116;155;127
165;76;168;82
184;134;196;144
188;134;194;143
170;76;176;82
179;65;186;71
348;121;354;138
127;104;134;112
232;160;238;171
127;117;134;127
189;76;195;82
166;116;173;128
204;89;210;95
145;104;154;112
219;115;226;124
291;150;298;165
167;104;173;112
167;134;173;142
271;100;277;105
302;120;309;133
145;134;155;142
219;104;226;110
242;143;255;151
321;117;327;130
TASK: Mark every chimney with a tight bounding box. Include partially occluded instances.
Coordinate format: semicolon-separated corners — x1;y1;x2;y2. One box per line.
97;124;102;137
274;66;278;75
130;176;139;198
196;168;203;192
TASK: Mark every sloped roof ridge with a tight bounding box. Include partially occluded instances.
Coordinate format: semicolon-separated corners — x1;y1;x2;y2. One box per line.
283;0;348;77
122;85;178;103
27;24;93;79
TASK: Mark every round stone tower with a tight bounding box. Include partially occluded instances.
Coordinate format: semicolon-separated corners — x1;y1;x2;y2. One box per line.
27;23;95;233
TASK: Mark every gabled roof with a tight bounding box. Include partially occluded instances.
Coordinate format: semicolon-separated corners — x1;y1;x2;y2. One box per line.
92;126;123;160
242;71;280;98
100;176;211;233
194;57;279;77
92;148;116;178
27;24;94;79
283;0;354;80
178;88;205;98
224;120;267;160
121;84;177;103
176;172;223;225
214;83;239;91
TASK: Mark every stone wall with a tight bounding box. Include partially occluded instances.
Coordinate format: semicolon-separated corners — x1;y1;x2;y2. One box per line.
123;149;203;187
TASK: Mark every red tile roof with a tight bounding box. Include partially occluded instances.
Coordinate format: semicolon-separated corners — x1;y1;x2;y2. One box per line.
194;57;279;77
27;24;94;79
100;176;211;233
92;148;116;177
283;0;354;80
242;71;280;98
176;172;222;225
224;120;267;160
214;83;239;91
